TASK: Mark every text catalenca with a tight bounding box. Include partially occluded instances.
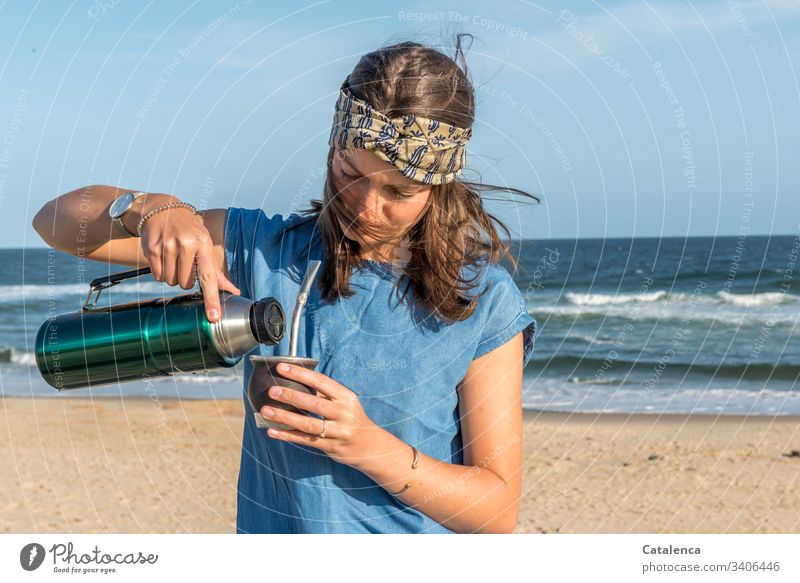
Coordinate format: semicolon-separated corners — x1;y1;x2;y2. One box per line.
642;545;700;555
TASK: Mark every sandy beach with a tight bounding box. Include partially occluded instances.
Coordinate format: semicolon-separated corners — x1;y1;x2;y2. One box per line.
1;397;798;533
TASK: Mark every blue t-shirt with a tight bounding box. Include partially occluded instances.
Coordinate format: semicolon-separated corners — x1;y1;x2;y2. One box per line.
224;208;537;533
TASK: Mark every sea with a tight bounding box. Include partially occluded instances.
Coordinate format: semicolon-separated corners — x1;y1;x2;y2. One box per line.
2;235;798;415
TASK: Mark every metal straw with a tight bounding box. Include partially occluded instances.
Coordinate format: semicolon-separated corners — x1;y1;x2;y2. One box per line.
288;260;322;357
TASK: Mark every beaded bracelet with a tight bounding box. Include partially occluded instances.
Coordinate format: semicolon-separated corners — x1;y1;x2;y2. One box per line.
136;201;197;237
387;445;419;496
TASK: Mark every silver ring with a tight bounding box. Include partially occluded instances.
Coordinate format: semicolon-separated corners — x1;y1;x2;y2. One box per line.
318;418;327;439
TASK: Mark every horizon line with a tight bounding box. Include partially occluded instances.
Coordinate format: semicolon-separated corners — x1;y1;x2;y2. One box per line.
10;231;799;252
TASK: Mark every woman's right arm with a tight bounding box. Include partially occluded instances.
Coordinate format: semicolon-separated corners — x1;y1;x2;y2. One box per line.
31;184;239;322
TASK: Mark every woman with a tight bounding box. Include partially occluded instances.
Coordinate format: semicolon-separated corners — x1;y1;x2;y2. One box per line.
32;36;539;533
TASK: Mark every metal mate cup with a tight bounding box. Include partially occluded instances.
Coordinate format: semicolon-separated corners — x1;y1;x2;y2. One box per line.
247;260;322;430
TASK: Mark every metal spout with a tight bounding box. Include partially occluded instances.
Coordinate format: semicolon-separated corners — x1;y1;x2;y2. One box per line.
288;260;322;357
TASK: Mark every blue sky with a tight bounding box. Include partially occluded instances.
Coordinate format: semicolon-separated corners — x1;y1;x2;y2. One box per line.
3;0;799;248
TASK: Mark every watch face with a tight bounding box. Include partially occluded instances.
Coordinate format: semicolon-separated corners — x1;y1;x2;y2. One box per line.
109;192;134;219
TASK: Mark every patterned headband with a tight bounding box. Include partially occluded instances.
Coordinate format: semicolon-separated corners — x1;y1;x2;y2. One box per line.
328;86;472;185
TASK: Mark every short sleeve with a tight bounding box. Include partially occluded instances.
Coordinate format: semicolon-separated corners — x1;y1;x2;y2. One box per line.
472;266;537;369
224;207;263;298
225;208;306;298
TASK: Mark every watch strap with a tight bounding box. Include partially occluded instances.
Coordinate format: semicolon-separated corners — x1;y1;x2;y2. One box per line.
113;191;147;237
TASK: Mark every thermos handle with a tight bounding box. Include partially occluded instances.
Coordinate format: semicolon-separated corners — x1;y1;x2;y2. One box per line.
83;266;155;311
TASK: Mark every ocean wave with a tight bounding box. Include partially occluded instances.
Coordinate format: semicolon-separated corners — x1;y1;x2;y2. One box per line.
565;333;619;346
0;282;186;303
0;346;37;365
567;375;626;385
563;290;797;307
0;346;243;383
717;291;791;307
521;381;800;415
153;372;242;384
533;354;800;382
533;291;800;324
565;291;668;305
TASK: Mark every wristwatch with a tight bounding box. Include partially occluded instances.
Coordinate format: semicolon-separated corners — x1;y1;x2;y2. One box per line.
109;191;147;237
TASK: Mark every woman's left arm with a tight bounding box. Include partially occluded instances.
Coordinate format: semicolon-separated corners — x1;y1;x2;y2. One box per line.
260;333;524;534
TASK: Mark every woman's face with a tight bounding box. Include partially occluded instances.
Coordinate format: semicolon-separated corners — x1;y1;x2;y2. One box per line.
331;148;432;247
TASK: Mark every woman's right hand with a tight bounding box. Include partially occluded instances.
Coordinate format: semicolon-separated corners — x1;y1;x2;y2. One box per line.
139;205;240;323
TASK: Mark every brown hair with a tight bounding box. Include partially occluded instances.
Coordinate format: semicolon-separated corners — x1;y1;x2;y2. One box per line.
301;34;540;325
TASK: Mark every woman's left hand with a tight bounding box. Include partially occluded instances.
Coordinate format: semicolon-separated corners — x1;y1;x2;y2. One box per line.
260;362;380;468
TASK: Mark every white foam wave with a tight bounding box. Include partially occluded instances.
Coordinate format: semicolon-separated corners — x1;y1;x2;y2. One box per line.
0;345;242;382
1;347;37;365
533;302;799;325
0;282;189;303
564;290;797;308
717;291;790;307
535;289;800;324
566;291;668;305
156;372;242;384
567;375;625;385
522;377;800;415
567;333;618;345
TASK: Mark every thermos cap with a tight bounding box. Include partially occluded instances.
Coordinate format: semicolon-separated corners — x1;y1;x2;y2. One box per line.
250;298;285;345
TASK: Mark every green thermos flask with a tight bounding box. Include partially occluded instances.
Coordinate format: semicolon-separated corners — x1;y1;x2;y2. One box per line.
34;267;285;391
